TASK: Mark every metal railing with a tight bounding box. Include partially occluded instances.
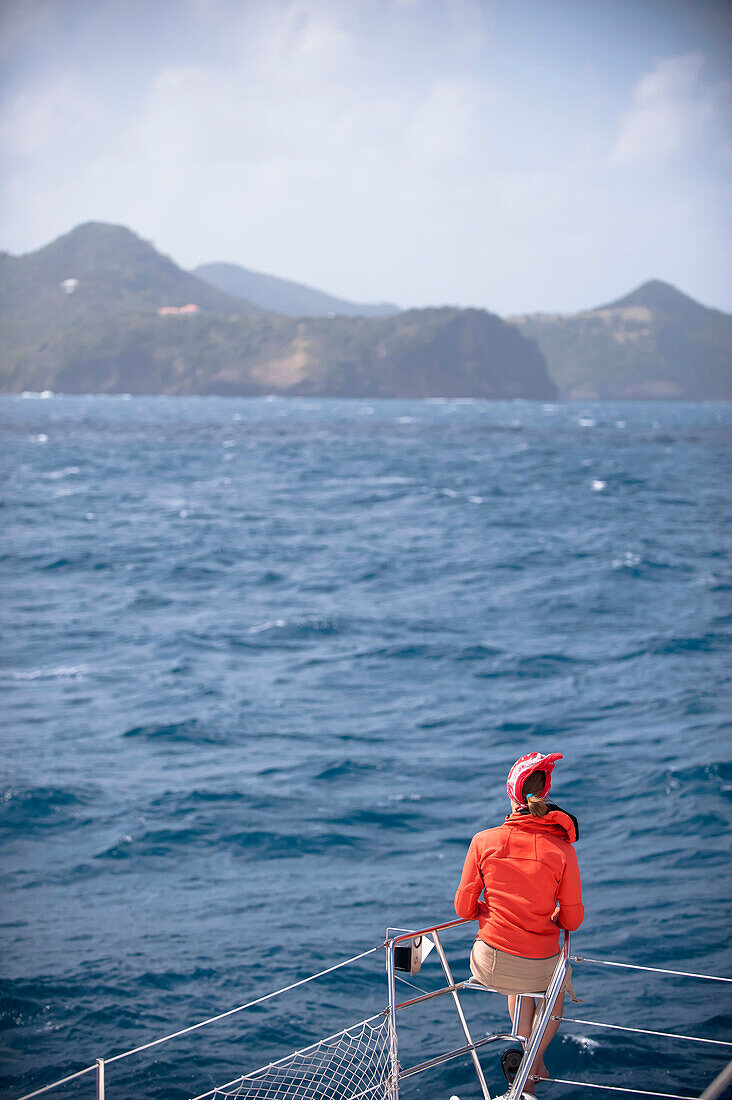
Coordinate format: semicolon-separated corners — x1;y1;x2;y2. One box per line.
13;944;385;1100
385;921;732;1099
10;919;732;1100
384;917;570;1099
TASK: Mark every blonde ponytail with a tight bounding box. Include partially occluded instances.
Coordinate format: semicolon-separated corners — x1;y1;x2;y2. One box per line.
526;793;550;818
522;770;550;816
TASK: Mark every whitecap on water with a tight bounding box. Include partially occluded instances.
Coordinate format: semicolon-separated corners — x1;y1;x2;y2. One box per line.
579;417;596;427
9;664;88;681
396;416;415;424
30;433;49;443
612;550;641;569
591;479;607;491
248;619;286;634
45;467;80;480
569;1034;599;1052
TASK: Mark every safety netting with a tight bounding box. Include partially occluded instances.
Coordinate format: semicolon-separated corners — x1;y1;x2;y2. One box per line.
209;1014;393;1100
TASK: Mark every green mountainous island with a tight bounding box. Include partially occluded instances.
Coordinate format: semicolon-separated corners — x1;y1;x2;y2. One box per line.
511;281;732;400
0;224;553;398
1;222;729;399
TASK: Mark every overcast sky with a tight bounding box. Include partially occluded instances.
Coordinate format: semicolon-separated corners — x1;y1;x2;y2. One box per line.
1;0;731;314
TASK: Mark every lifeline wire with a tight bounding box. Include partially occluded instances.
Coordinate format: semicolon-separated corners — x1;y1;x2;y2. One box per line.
572;956;732;983
547;1078;698;1098
106;944;383;1065
393;973;430;996
14;944;385;1100
565;1017;732;1048
14;946;731;1100
190;1014;390;1100
12;1064;96;1100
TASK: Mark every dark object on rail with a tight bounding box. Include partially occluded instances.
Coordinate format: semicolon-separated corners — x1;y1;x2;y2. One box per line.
502;1044;525;1084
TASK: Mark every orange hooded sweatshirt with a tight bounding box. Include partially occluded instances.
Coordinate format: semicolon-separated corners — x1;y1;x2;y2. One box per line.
454;806;584;959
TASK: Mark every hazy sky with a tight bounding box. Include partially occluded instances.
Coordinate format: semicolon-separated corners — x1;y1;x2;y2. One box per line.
1;0;731;314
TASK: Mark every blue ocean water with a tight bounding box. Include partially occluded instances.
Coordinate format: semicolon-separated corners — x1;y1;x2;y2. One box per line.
1;395;730;1100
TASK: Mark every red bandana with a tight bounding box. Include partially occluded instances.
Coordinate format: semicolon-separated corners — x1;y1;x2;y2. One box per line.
506;752;563;804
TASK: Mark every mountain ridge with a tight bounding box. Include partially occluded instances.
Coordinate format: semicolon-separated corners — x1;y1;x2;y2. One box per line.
0;223;555;399
511;279;732;400
194;260;399;318
2;225;729;399
601;279;716;317
1;222;257;316
0;222;260;368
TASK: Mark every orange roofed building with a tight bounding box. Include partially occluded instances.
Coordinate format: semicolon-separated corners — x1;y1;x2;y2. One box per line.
157;303;200;316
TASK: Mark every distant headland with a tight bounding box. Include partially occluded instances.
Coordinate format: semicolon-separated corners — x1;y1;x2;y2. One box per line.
1;222;729;399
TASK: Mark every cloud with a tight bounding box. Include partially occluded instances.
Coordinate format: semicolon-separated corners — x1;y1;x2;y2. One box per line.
248;0;355;79
0;71;100;156
0;0;730;312
406;76;489;165
611;52;731;166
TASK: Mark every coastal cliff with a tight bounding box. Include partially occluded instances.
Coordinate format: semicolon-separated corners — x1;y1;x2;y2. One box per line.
0;223;555;399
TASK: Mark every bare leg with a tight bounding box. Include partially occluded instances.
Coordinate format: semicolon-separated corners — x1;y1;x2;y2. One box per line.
507;994;536;1041
525;992;565;1094
507;992;565;1095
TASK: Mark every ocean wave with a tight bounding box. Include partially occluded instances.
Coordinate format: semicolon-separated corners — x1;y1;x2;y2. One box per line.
314;760;380;781
122;720;233;745
94;827;373;862
6;664;89;681
43;467;81;480
0;786;95;835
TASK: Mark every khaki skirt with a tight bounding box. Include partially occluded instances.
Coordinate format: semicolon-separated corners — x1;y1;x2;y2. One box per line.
470;939;578;1000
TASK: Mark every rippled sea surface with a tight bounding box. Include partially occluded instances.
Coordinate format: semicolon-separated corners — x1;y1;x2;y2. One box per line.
1;396;731;1100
